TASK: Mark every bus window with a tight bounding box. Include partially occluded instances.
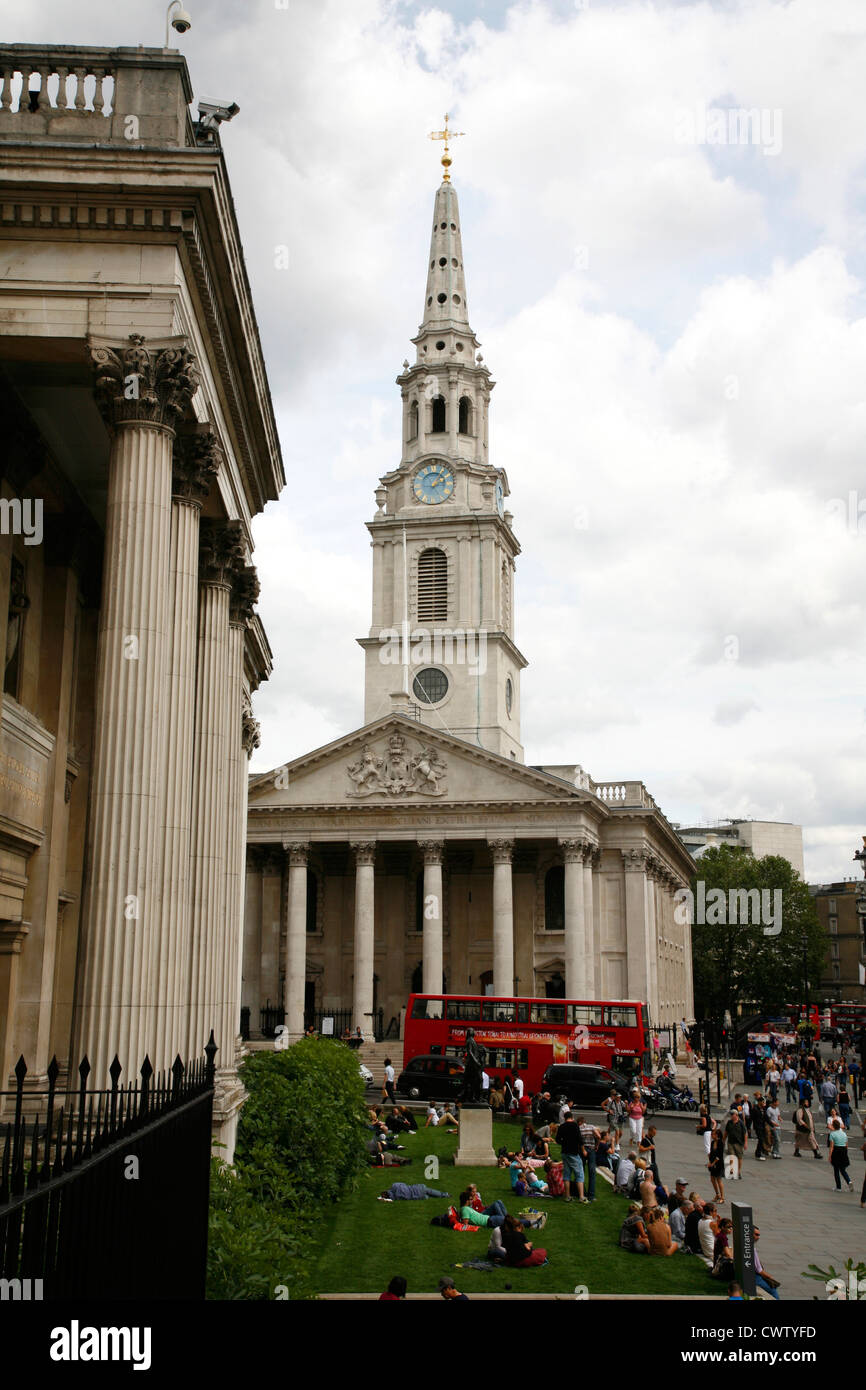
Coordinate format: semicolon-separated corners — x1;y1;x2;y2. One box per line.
445;999;481;1021
530;1003;565;1024
568;1004;604;1025
605;1006;637;1027
411;997;443;1020
482;1001;516;1022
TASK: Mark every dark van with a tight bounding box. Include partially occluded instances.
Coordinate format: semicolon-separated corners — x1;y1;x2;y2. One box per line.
541;1063;630;1107
397;1054;465;1101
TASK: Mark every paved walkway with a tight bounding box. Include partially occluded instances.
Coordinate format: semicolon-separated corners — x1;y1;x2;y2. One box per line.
644;1107;866;1300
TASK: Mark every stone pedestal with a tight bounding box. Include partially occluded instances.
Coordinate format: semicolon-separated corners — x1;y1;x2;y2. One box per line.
454;1104;496;1166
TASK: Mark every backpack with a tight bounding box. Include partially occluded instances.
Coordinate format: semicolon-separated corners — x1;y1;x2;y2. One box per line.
430;1214;451;1227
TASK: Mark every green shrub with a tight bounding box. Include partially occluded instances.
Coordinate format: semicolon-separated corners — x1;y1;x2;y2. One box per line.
206;1039;367;1299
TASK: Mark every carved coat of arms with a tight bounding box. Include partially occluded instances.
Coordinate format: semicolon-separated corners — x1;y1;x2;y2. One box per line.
346;733;447;798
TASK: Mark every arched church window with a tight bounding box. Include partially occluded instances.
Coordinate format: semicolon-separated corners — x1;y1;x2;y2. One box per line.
417;547;447;623
458;396;471;434
305;870;318;934
544;865;565;932
408;400;419;440
431;395;446;433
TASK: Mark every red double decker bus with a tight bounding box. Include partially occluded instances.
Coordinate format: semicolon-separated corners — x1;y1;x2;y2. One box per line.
403;993;652;1092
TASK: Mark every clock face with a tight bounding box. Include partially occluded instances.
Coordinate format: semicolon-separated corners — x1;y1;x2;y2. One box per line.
414;463;454;505
495;479;505;517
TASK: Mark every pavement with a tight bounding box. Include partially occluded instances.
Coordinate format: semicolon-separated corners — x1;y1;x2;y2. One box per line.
636;1106;866;1300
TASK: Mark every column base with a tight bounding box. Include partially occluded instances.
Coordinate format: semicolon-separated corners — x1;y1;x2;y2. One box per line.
454;1104;496;1166
212;1066;246;1163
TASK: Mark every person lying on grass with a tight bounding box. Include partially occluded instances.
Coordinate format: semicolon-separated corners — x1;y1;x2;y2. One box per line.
377;1182;450;1201
509;1155;548;1195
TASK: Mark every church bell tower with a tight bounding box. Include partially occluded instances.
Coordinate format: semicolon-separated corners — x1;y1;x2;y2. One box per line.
358;118;527;760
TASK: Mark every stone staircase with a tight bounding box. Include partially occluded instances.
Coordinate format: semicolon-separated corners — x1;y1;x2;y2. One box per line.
357;1040;400;1089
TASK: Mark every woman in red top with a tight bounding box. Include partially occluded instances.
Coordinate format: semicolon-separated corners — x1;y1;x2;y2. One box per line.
379;1276;407;1300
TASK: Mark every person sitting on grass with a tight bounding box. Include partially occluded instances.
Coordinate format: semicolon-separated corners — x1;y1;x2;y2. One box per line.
500;1213;548;1267
670;1198;692;1247
397;1105;418;1132
697;1202;720;1268
711;1218;735;1281
425;1101;458;1128
387;1106;412;1134
509;1155;548;1196
618;1202;649;1254
645;1206;679;1256
377;1182;449;1201
614;1151;637;1196
379;1276;407;1300
544;1157;565;1196
683;1202;703;1255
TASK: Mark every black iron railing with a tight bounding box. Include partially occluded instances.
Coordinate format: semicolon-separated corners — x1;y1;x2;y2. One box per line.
0;1034;216;1300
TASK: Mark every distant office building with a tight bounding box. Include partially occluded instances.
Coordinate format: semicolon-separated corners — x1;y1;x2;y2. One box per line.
810;881;866;1005
674;820;804;879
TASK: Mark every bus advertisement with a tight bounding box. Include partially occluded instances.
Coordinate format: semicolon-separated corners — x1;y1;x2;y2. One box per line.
404;993;652;1091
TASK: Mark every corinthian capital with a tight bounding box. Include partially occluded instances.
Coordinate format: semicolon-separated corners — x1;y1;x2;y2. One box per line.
90;334;198;430
418;839;445;867
352;841;377;867
199;518;246;587
623;846;651;874
230;565;260;626
559;836;590;863
241;694;261;757
488;839;514;864
173;427;223;501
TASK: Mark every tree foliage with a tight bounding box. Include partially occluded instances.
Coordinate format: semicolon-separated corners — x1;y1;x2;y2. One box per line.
689;845;824;1023
207;1039;368;1299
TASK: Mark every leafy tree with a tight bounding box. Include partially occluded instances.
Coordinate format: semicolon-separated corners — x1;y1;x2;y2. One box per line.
689;845;824;1024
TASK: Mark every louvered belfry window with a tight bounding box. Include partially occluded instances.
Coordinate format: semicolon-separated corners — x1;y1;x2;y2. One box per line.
417;547;448;622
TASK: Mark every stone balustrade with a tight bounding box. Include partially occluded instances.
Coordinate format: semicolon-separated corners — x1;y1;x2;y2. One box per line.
0;47;115;115
591;779;656;809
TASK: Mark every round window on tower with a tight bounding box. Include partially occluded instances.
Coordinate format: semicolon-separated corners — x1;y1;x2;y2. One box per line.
505;678;513;716
413;668;449;705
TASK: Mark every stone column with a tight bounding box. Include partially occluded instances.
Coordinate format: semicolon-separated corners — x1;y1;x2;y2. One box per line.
623;847;651;1011
74;334;197;1085
283;842;310;1041
645;857;660;1023
186;518;246;1063
419;840;444;995
152;429;220;1072
561;839;587;999
582;843;597;996
489;839;514;997
241;849;263;1024
352;842;376;1038
218;565;259;1078
447;371;458;454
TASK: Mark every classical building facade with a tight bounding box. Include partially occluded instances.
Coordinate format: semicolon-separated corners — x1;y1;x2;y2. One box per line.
0;45;283;1151
244;160;695;1042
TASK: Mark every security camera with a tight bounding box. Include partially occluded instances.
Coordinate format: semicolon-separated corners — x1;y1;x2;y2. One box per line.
198;100;241;131
165;3;192;44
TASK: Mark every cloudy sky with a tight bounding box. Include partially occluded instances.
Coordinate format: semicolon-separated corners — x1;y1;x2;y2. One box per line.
5;0;865;883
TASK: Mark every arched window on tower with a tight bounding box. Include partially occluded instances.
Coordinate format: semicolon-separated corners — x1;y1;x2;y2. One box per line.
458;395;472;435
544;865;565;932
431;395;446;433
408;399;419;441
417;547;448;623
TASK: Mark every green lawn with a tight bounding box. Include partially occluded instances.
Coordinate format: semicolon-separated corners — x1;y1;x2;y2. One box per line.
311;1121;726;1297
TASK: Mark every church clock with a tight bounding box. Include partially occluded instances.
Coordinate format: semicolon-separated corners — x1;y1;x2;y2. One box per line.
413;462;454;504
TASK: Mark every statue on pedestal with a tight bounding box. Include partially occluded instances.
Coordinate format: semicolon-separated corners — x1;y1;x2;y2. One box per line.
460;1028;487;1105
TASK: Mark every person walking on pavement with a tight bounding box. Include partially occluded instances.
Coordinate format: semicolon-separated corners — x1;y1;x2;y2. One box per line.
781;1062;797;1104
827;1118;853;1192
793;1096;821;1159
820;1074;838;1125
766;1097;783;1158
725;1106;747;1180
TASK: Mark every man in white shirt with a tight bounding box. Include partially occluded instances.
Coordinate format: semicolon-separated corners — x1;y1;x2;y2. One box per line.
559;1098;574;1125
767;1066;781;1102
614;1152;637;1196
781;1063;797;1103
512;1073;524;1105
670;1199;692;1245
481;1069;490;1101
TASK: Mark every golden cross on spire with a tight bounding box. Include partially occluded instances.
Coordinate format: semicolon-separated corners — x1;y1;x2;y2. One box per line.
428;112;464;182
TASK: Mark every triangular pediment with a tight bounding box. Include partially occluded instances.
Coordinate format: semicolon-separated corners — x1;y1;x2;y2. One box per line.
248;715;598;810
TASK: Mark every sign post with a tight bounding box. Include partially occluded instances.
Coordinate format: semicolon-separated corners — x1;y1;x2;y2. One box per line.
732;1202;756;1297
